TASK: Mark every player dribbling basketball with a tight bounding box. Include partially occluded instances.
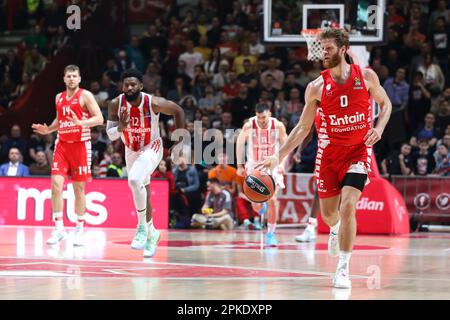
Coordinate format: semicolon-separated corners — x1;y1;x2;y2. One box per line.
257;29;392;288
236;103;287;246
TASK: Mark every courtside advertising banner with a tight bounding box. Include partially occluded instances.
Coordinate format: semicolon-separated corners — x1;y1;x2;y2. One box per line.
0;177;169;229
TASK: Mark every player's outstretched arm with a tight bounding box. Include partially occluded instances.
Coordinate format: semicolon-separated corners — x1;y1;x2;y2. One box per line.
31;93;62;135
152;96;185;130
363;68;392;146
256;82;318;171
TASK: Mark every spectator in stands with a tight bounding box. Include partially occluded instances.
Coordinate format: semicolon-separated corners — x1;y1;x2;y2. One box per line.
384;68;410;111
140;24;167;61
248;31;265;57
429;0;449;28
231;84;255;127
237;58;258;93
90;80;109;117
291;130;318;174
1;125;28;163
101;74;119;100
194;35;212;61
173;154;201;227
23;25;47;54
104;58;120;83
260;57;285;90
0;147;29;177
410;113;439;148
29;150;51;176
381;143;414;176
222;71;241;105
191;178;234;230
212;59;230;90
99;143;114;177
233;43;256;76
260;74;279;101
143;62;162;92
115;49;135;75
23;47;46;79
106;152;125;177
43;2;65;40
429;17;449;82
91;128;107;165
207;16;224;48
191;68;209;100
435;99;450;135
217;31;238;60
417;53;445;97
204;47;222;78
434;144;449;176
179;40;204;80
408;71;431;133
179;95;198;122
126;36;146;73
411;139;436;176
167;77;189;103
48;26;68;56
10;72;31;101
2;49;22;84
198;84;222;115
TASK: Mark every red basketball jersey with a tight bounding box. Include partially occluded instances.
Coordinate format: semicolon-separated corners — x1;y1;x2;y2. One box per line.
119;93;160;152
56;88;91;142
318;64;371;146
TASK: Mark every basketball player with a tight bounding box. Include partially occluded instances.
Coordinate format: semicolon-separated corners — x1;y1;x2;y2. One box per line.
32;65;104;246
257;29;392;288
236;103;288;246
107;69;185;258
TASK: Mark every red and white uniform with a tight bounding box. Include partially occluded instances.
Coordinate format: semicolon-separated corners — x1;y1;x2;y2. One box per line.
246;116;285;188
52;88;92;181
119;92;162;185
314;64;373;198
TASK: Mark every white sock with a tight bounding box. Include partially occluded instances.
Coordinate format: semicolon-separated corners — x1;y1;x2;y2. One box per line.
137;208;146;225
338;251;351;271
330;219;340;234
254;217;260;224
147;218;156;236
267;223;276;234
53;212;64;230
76;214;85;231
306;217;317;232
243;218;251;225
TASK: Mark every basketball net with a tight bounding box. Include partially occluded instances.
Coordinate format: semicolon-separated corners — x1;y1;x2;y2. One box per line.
301;29;323;61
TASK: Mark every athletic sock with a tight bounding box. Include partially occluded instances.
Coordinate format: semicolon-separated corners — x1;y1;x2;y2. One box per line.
267;223;276;234
53;212;64;231
76;214;85;232
147;218;156;236
306;217;317;232
330;219;340;234
338;251;351;271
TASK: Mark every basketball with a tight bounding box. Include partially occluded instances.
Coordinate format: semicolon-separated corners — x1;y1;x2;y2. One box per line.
243;171;276;203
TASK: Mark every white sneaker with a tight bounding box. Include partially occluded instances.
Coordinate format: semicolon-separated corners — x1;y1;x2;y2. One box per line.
333;267;351;289
73;227;85;247
328;230;340;257
131;224;148;250
295;227;317;242
144;229;161;258
46;228;67;245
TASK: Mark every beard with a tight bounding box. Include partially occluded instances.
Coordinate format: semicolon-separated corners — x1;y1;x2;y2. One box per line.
124;91;141;102
323;53;341;69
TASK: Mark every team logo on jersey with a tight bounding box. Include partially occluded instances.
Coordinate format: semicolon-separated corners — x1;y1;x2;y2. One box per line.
353;77;363;90
326;84;331;90
325;83;333;96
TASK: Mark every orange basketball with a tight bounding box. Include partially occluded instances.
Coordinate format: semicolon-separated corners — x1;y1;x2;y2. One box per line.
243;170;276;203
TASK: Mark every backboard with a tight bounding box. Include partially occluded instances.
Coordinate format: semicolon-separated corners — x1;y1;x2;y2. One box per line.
262;0;387;45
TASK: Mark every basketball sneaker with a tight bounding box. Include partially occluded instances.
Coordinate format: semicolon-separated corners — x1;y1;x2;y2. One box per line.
253;217;262;230
73;227;85;247
46;228;67;245
144;229;161;258
333;266;351;289
242;219;252;229
265;232;278;246
295;227;317;242
131;224;148;250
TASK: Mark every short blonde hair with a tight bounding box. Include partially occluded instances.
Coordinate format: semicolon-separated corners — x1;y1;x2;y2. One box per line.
319;28;350;49
64;65;80;75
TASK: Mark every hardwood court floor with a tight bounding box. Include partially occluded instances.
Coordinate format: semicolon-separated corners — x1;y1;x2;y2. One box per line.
0;225;449;300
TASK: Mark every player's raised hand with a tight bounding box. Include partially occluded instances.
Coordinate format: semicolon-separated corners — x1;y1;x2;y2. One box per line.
67;110;82;126
31;123;49;135
363;128;382;146
255;155;279;171
118;107;130;131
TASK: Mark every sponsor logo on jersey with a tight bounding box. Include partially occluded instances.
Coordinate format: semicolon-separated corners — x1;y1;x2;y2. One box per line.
353;77;364;90
329;112;365;126
59;120;76;128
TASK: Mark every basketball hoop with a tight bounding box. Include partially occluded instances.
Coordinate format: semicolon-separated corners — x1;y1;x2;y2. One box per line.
301;29;323;62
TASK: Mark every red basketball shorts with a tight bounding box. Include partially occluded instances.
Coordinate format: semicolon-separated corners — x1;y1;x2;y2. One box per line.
314;141;372;199
52;140;92;182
